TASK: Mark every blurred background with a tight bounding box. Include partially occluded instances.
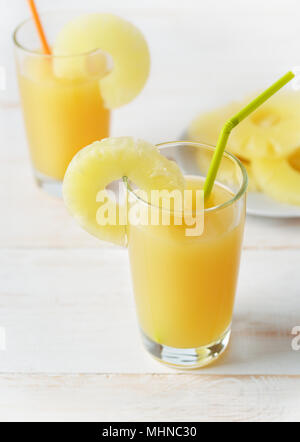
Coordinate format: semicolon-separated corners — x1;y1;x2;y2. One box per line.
1;0;300;143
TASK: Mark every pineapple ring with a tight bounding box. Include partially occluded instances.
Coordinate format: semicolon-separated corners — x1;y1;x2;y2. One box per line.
63;137;184;246
188;93;300;160
252;156;300;206
230;93;300;160
53;13;150;109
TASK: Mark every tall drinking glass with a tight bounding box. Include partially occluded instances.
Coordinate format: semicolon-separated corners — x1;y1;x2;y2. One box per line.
127;142;248;368
13;12;112;196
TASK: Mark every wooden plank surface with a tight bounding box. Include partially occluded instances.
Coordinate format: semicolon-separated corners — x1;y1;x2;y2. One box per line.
0;374;299;422
0;248;299;374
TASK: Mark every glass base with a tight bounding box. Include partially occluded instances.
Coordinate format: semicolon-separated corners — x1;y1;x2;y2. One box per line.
141;327;231;369
34;170;63;198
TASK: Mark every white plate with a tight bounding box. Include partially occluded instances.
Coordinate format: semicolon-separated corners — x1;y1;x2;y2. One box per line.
247;192;300;218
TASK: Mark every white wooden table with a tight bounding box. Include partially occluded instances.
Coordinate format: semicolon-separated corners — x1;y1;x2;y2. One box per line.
1;1;300;422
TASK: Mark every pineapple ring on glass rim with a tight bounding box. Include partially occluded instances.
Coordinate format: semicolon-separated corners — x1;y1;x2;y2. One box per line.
53;13;150;109
63;137;185;246
252;156;300;206
188;92;300;160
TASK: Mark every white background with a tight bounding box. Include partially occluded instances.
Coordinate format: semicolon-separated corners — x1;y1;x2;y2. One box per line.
1;0;300;142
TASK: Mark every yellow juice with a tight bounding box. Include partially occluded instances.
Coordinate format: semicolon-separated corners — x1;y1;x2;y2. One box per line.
17;57;110;181
128;176;245;349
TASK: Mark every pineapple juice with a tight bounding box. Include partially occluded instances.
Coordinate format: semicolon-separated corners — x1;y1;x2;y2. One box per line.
17;56;110;181
128;176;245;349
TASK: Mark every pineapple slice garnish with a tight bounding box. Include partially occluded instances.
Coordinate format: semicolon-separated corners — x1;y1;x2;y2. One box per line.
63;137;184;246
53;13;150;109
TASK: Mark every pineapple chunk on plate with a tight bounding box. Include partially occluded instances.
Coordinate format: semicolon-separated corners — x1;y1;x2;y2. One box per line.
252;156;300;207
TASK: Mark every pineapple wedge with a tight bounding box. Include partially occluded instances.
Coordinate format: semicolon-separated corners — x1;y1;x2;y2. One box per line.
63;137;184;246
252;157;300;206
53;14;150;109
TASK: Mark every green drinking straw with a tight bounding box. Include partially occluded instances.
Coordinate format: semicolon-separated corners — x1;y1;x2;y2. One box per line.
203;71;295;199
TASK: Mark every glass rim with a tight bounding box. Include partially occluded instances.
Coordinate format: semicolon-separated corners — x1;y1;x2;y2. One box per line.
125;141;248;214
13;13;105;59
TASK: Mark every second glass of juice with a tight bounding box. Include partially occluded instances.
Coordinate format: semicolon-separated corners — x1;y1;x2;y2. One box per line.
127;142;248;368
13;12;111;196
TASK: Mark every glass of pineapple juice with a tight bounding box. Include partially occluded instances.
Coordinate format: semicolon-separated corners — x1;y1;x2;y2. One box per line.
13;13;111;197
127;141;248;368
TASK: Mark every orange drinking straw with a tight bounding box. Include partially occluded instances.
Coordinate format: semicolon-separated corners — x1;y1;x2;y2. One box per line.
27;0;51;55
